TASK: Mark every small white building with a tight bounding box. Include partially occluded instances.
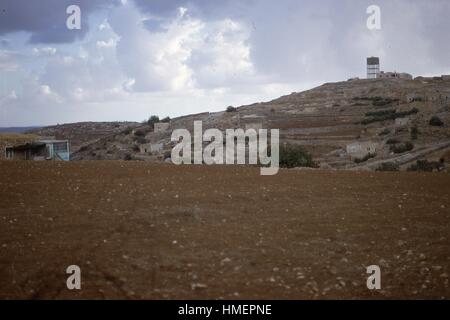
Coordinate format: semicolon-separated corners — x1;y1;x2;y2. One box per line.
150;143;164;154
346;141;378;159
395;117;409;127
154;122;170;133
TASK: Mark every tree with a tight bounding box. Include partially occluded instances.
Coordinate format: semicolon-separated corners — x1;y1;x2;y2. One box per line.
279;143;316;168
429;116;444;127
147;115;160;129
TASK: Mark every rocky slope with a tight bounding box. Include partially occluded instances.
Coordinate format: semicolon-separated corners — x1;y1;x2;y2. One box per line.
26;121;140;153
73;77;450;170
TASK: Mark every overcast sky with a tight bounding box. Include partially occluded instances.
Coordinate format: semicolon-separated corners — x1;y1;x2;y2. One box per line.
1;0;449;126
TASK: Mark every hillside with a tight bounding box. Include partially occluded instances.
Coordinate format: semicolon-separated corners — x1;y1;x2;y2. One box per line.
72;77;450;170
0;127;41;133
26;121;140;153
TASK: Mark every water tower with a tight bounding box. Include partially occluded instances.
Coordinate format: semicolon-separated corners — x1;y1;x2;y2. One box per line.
367;57;380;79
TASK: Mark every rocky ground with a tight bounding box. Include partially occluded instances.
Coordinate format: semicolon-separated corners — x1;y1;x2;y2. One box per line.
71;77;450;170
0;161;449;299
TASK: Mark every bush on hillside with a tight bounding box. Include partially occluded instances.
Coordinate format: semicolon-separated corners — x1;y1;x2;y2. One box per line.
390;142;414;154
376;162;400;171
429;116;444;127
279;143;316;168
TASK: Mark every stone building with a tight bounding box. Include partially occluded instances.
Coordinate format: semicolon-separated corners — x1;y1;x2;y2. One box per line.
154;122;170;133
346;141;378;159
150;143;164;154
139;143;151;154
395;117;409;127
377;71;413;80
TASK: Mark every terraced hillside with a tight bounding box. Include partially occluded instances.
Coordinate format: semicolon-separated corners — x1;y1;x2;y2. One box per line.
73;77;450;170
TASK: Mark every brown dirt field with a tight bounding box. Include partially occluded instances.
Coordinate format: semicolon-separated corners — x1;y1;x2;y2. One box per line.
0;161;449;299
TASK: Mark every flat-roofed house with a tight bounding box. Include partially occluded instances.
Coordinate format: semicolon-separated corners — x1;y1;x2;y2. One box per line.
5;140;70;161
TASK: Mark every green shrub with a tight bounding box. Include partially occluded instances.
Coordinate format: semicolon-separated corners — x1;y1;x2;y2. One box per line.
135;136;147;144
124;153;133;160
134;129;146;137
279;144;316;168
147;115;160;127
407;160;440;172
386;138;400;145
410;126;419;140
361;108;419;125
226;106;237;112
122;127;132;135
390;142;414;154
376;162;400;171
429;116;444;126
365;109;395;117
161;116;171;123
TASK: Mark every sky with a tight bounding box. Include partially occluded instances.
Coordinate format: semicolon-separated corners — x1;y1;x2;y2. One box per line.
0;0;449;126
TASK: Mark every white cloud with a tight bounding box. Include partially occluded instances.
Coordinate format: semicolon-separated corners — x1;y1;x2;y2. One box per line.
96;38;116;48
32;47;57;56
2;0;450;126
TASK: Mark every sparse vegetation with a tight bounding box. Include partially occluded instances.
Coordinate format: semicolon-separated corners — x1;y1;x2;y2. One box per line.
378;128;391;136
147;115;160;128
410;126;419;140
365;109;395;117
226;106;237;112
353;96;399;107
161;116;171;123
390;142;414;154
135;136;147;144
429;116;444;127
122;127;132;135
386;138;400;145
407;160;443;172
279;143;316;168
134;129;146;137
361;108;419;125
123;153;133;160
376;162;400;171
132;145;140;152
372;97;399;107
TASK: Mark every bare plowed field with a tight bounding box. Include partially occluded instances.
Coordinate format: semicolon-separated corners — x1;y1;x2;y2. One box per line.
0;161;449;299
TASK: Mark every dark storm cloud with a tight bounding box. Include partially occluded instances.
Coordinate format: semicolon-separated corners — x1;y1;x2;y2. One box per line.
0;0;119;43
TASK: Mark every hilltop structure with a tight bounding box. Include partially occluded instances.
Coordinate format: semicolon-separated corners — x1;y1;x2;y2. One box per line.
367;57;380;79
366;57;412;80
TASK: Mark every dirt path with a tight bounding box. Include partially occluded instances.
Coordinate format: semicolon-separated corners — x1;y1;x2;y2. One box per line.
0;161;449;299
